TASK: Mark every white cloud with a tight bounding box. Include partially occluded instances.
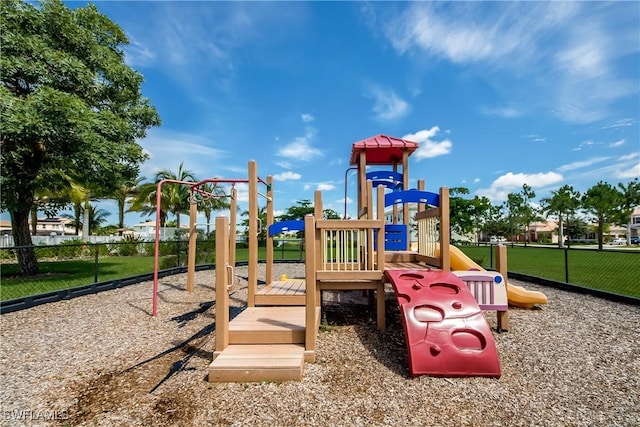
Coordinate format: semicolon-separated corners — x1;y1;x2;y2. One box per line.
124;38;156;67
601;119;635;129
317;183;335;192
615;163;640;180
523;134;547;143
272;171;302;181
481;106;522;118
276;127;323;162
557;157;610;172
376;2;638;124
304;182;335;192
572;140;603;151
609;139;626;148
476;171;563;202
403;126;452;159
138;129;228;179
473;178;481;184
614;152;640;179
301;114;315;123
365;85;410;121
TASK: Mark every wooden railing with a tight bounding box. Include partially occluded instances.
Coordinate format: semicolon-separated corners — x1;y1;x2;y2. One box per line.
314;219;385;280
415;187;450;270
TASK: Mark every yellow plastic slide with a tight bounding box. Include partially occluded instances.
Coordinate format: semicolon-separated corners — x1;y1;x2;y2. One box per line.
448;245;548;309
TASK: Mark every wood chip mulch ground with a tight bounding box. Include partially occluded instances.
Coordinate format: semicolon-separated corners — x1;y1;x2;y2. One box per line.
1;263;638;426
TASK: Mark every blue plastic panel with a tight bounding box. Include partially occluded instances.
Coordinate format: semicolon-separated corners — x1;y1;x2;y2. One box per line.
366;170;403;183
385;189;440;207
374;224;408;251
268;220;305;236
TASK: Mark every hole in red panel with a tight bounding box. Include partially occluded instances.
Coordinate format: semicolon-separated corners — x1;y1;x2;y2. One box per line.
429;283;460;294
451;330;486;351
399;273;425;280
413;305;444;322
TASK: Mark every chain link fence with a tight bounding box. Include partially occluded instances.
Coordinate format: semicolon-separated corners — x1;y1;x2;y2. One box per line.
1;239;208;301
1;240;637;309
458;244;639;298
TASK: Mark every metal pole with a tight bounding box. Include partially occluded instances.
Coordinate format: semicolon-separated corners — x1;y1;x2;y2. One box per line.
564;247;569;283
94;243;99;283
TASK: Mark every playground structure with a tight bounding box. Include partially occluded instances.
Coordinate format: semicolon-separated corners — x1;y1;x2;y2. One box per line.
151;135;548;382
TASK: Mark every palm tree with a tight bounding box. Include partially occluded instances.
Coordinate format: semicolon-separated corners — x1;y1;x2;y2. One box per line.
113;176;146;235
197;183;231;235
129;162;197;228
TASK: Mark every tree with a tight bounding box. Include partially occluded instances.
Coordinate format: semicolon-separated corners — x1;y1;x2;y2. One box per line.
448;187;492;242
240;206;268;245
278;200;314;221
617;179;640;244
113;176;146;236
196;183;231;235
581;181;625;250
540;185;581;248
61;205;110;235
129;163;196;228
503;184;540;245
1;0;160;274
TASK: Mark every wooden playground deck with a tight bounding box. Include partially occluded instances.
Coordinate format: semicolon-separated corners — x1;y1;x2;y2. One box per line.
255;279;306;306
209;306;321;382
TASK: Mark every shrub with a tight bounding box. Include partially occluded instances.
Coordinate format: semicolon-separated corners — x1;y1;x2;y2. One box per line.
159;255;178;269
57;241;85;259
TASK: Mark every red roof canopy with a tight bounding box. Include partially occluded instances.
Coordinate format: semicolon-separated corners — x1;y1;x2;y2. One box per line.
350;134;418;165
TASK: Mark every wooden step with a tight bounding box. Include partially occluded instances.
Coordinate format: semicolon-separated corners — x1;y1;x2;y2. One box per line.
208;344;305;382
255;279;306;306
229;306;306;344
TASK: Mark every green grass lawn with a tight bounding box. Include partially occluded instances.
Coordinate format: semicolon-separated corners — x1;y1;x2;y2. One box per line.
458;245;640;298
1;257;157;301
1;243;637;301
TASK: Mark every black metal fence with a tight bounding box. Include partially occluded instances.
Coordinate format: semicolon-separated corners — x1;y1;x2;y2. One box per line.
0;240;218;302
458;243;639;301
1;241;638;313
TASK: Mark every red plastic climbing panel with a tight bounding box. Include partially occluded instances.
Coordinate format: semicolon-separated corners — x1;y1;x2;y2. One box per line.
385;269;501;378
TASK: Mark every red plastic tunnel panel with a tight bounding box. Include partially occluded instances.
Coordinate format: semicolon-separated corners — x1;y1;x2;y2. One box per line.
385;269;501;378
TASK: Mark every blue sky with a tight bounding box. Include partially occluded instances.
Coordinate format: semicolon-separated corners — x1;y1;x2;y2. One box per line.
31;2;640;226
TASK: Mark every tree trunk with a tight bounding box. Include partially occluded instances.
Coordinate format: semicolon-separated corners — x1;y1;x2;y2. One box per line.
558;215;564;248
597;218;604;250
118;199;125;236
82;197;90;239
30;205;38;235
10;208;39;275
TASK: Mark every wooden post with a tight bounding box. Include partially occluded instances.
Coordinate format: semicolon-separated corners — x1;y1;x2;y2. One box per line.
186;197;198;292
417;180;425;212
248;160;258;307
214;216;230;355
229;187;237;268
495;245;510;332
440;187;450;271
266;175;274;285
304;214;317;362
314;189;323;219
358;151;367;214
314;190;323;275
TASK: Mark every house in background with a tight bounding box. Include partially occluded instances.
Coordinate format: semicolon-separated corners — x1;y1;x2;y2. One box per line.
129;221;189;240
0;220;12;236
630;207;640;238
28;217;76;236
